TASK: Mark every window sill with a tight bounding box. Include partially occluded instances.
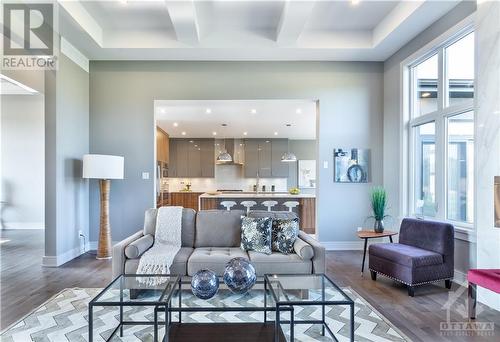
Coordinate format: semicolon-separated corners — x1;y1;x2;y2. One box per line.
454;226;476;243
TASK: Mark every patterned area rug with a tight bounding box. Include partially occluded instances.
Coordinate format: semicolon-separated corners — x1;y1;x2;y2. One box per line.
1;287;411;342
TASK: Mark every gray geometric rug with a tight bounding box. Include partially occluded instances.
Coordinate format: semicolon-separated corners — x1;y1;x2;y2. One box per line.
1;288;411;342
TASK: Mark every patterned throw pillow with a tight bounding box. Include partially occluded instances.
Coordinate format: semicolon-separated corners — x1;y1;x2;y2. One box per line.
240;217;272;255
272;218;299;254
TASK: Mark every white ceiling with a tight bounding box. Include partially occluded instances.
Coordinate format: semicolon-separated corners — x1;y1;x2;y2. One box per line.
57;0;462;61
155;100;317;139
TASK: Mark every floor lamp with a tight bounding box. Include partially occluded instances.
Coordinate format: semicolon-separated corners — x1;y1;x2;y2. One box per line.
83;154;124;259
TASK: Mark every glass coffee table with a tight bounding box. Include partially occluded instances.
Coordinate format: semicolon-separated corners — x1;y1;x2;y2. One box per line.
265;274;355;342
88;274;179;342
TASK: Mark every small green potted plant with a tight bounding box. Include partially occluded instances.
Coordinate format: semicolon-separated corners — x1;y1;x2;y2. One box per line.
369;187;389;233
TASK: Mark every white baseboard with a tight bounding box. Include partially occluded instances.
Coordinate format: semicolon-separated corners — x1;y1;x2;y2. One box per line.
42;243;90;267
2;222;44;230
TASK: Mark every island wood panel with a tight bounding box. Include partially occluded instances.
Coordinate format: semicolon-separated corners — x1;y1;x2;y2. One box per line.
168;192;204;211
298;198;316;234
199;197;218;210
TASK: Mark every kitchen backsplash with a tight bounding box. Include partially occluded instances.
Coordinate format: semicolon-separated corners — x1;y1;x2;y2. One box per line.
166;164;288;192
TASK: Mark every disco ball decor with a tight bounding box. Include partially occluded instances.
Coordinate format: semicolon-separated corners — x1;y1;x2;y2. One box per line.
223;257;257;294
191;269;219;300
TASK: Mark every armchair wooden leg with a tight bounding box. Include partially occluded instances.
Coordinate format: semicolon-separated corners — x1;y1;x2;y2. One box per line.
408;286;415;297
445;279;452;289
370;270;377;281
468;283;477;320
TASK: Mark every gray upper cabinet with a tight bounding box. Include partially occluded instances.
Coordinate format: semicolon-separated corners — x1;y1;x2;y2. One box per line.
271;139;289;177
169;138;215;178
244;139;259;178
258;139;272;177
200;139;215;177
244;139;287;178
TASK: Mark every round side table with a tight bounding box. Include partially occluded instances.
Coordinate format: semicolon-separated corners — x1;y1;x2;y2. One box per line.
357;230;398;274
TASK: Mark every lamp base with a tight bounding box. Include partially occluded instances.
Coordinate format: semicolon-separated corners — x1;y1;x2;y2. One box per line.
87;250;112;260
97;179;113;259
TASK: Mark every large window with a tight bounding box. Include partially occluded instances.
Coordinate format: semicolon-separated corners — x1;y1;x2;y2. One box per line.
408;30;474;226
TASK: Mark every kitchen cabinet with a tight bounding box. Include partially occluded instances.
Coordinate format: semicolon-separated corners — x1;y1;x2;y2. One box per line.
169;138;215;178
244;138;288;178
271;139;289;177
167;192;203;211
156;127;169;163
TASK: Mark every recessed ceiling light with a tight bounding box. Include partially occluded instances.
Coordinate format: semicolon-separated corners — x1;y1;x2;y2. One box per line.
159;108;166;114
250;109;257;114
274;132;278;136
212;131;217;136
173;122;179;127
296;108;302;114
181;131;186;136
351;0;360;6
189;140;194;143
243;132;248;136
206;108;212;114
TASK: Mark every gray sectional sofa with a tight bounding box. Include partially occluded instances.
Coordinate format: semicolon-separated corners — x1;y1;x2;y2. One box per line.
112;208;325;278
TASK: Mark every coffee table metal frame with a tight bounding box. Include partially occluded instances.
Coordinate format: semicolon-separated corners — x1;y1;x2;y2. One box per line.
88;274;179;342
265;273;355;342
155;276;293;342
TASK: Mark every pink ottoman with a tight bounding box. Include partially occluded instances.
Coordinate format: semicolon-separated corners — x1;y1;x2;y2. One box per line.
467;269;500;319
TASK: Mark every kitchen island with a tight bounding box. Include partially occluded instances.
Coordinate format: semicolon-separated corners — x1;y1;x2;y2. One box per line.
199;192;316;234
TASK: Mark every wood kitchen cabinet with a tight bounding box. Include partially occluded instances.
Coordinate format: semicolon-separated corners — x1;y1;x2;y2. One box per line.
156;127;169;163
168;192;203;211
244;138;288;178
169;138;215;178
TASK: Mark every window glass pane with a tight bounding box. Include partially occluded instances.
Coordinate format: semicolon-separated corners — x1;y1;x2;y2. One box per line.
414;122;436;217
447;111;474;223
446;33;474;107
412;54;438;117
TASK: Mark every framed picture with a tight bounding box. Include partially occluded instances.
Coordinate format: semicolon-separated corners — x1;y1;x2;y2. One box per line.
298;160;316;188
334;148;370;183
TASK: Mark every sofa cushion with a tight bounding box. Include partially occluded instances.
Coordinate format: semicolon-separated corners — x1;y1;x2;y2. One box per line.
248;251;311;275
369;243;443;268
125;234;154;259
195;210;245;247
293;238;314;260
272;218;299;254
241;216;273;255
143;208;196;247
125;247;193;276
188;247;249;276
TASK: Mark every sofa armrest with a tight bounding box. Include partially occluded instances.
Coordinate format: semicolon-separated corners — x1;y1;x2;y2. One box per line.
112;230;144;278
298;231;325;273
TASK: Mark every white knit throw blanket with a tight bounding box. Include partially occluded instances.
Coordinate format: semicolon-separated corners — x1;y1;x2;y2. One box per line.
137;206;182;286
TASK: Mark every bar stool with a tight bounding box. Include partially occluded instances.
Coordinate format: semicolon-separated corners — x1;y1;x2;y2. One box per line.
220;201;237;211
240;201;257;214
262;200;278;212
283;201;299;212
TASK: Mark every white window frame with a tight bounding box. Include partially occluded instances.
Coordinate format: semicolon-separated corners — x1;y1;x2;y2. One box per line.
400;15;475;239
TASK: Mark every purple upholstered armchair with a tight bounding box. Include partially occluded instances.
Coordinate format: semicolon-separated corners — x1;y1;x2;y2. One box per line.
368;218;454;296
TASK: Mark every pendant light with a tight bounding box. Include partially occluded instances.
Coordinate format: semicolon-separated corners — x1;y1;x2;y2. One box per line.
281;124;297;162
217;124;233;162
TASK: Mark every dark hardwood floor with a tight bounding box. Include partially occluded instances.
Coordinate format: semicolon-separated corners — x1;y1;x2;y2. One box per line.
1;229;499;341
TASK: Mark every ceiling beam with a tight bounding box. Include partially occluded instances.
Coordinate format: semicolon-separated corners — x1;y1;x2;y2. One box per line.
276;0;316;46
165;0;200;45
57;0;103;47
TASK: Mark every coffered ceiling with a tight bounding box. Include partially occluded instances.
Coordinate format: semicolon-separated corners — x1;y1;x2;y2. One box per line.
57;0;462;61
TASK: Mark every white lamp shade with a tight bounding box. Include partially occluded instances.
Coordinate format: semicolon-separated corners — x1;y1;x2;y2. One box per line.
83;154;124;179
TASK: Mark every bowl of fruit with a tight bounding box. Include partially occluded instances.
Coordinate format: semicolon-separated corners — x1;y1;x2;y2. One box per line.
289;187;300;195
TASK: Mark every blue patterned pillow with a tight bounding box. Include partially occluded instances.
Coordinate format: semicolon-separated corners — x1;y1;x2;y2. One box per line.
240;217;272;255
272;218;299;254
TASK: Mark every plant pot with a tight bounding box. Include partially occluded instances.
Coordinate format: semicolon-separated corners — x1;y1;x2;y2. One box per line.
374;219;384;233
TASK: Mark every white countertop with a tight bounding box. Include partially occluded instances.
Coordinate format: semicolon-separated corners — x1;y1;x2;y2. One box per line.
199;192;315;199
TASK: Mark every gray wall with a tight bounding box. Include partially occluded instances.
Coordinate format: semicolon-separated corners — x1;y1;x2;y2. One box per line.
1;94;45;229
288;139;316;195
383;1;476;274
89;61;383;243
44;54;89;261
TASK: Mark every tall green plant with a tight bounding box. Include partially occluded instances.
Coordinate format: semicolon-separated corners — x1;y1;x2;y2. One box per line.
370;187;388;221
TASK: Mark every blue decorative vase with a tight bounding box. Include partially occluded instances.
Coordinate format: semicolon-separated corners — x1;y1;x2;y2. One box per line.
223;257;257;294
191;269;219;299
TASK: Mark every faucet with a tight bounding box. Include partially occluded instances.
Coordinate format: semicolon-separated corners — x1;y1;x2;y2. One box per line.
256;171;260;194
